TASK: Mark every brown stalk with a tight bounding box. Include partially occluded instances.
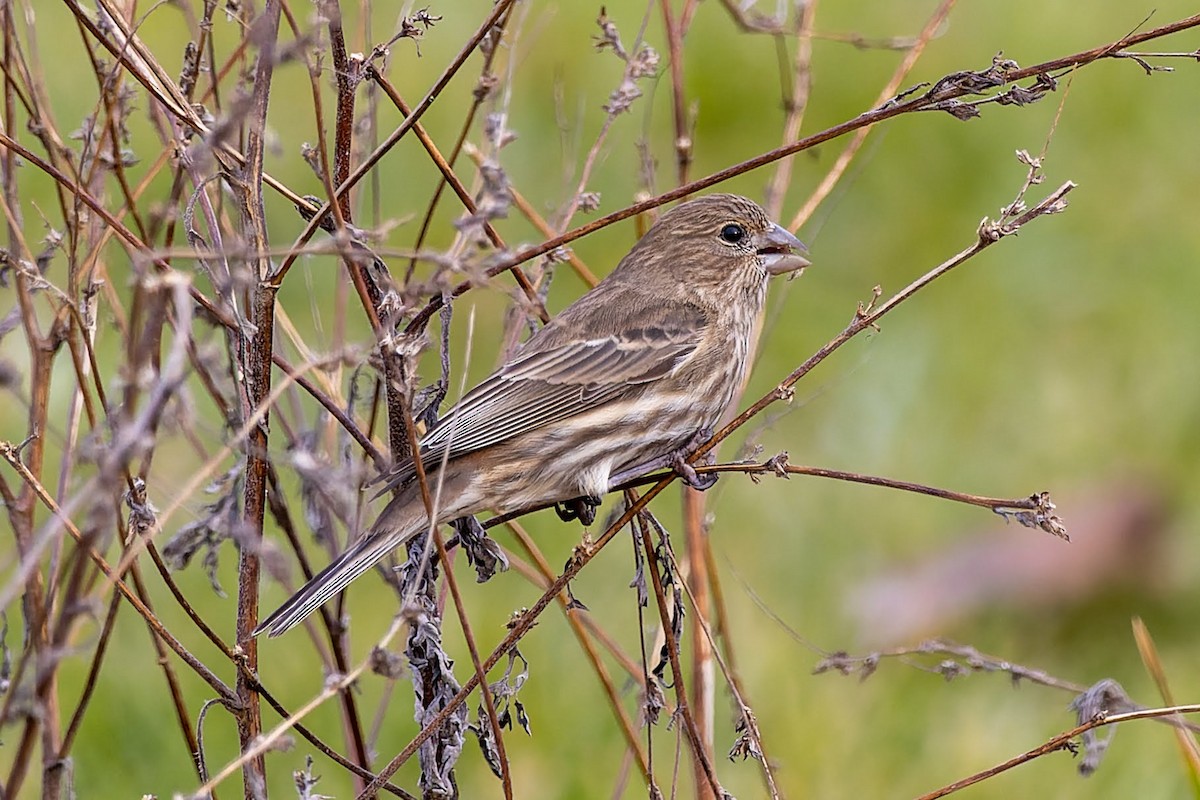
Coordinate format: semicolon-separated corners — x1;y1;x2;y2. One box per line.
0;129;384;468
0;140;214;798
430;525;514;799
462;141;600;287
662;543;781;798
127;564;208;775
633;507;723;798
682;484;716;795
263;464;374;779
654;3;718;786
500;540;652;687
699;460;1061;520
505;520;651;782
358;475;681;798
660;0;692;186
367;64;548;326
788;0;959;231
270;0;520;286
228;2;283;795
0;444;238;705
56;588;123;761
763;0;815;219
405;1;514;281
2;26;60;788
252;681;417;799
916;704;1200;799
404;11;1200;335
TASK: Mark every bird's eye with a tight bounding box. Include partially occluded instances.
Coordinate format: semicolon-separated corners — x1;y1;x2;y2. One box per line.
719;223;746;244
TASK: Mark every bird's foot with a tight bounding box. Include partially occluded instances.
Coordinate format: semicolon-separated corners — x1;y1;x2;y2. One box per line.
556;495;602;526
673;426;717;490
672;458;718;491
607;427;719;491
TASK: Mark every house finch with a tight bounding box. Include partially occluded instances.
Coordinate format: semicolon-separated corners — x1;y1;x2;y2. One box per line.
256;193;809;637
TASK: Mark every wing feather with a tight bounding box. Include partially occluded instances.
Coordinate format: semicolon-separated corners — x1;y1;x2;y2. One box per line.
425;333;693;456
375;296;708;492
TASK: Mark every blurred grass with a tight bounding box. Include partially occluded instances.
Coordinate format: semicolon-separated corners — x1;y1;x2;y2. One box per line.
3;0;1200;797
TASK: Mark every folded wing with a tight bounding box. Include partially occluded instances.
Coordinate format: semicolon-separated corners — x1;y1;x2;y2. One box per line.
376;296;707;492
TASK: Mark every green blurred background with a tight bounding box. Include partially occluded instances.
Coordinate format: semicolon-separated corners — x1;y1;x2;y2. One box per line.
5;0;1200;797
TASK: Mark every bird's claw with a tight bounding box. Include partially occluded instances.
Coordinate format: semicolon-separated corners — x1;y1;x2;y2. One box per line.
674;426;717;490
605;426;719;492
673;458;718;491
556;495;602;526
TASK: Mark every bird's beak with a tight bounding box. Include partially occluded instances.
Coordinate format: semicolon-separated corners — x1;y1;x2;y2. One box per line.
756;223;811;277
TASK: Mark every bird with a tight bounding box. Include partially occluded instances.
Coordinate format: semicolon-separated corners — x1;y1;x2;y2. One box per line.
255;193;810;637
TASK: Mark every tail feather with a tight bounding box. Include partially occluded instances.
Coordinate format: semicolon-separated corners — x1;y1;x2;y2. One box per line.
255;459;482;638
254;524;417;638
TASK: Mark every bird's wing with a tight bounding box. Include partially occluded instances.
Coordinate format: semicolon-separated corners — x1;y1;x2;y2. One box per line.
427;326;697;454
377;298;707;491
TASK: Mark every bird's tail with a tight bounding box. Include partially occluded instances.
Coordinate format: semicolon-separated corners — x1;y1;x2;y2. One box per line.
253;495;427;638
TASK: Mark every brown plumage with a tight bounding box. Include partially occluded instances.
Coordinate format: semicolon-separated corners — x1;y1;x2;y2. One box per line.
256;193;809;637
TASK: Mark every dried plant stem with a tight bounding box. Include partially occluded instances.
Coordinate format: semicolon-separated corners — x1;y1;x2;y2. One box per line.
660;0;692;185
916;704;1200;799
263;465;374;777
505;521;651;782
194;629;392;799
634;507;724;798
501;541;651;685
359;477;681;798
0;127;382;468
700;461;1055;517
224;5;284;795
764;0;816;219
430;526;514;798
0;444;238;705
206;601;424;798
127;564;207;772
697;181;1078;463
406;1;514;279
788;0;957;231
105;353;336;597
463;142;601;288
272;0;519;285
367;66;549;327
56;589;124;759
405;12;1200;335
662;543;781;799
252;682;415;799
680;486;713;790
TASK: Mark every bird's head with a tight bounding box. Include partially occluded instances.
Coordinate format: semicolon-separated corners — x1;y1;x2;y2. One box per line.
615;193;811;303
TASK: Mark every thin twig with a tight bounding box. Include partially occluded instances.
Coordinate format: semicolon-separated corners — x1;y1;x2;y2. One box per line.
404;12;1200;334
0;443;238;706
915;704;1200;799
634;506;725;798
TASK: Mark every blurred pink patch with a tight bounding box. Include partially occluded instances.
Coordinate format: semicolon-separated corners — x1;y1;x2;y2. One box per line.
846;477;1169;645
